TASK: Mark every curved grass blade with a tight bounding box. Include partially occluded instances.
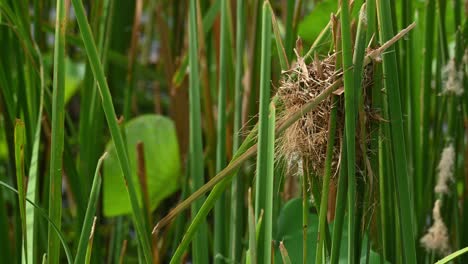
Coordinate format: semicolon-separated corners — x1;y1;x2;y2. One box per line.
74;153;107;264
69;0;153;262
435;247;468;264
0;181;73;263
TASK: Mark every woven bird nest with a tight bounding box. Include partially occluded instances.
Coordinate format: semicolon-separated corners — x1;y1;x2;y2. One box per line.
277;53;343;177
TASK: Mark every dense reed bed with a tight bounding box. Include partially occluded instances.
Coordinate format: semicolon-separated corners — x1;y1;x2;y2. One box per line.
0;0;467;263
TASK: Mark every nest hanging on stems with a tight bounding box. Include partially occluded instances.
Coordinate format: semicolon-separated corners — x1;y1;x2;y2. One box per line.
277;52;343;177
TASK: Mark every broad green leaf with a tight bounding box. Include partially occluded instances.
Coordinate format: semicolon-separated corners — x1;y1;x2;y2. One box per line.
274;198;389;264
103;114;181;217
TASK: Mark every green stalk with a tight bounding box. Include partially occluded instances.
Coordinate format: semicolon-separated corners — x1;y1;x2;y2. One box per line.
254;3;272;263
315;95;338;264
339;1;357;263
261;102;275;264
418;0;436;211
14;120;27;264
352;5;368;261
214;0;229;262
69;0;153;262
25;52;43;264
74;153;106;264
330;135;348;264
188;0;208;263
376;1;417;263
229;0;245;261
47;0;67;261
302;159;308;264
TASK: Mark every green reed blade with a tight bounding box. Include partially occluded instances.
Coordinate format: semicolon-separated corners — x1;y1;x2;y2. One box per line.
376;1;417;262
69;0;153;262
47;0;67;261
74;153;107;264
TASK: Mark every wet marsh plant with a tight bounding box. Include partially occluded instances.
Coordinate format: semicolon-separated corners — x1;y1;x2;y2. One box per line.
0;0;467;263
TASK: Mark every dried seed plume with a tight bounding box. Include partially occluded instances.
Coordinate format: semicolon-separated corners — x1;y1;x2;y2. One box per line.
435;144;455;194
420;199;450;256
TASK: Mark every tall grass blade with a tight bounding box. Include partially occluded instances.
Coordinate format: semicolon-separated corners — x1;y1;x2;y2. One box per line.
229;0;246;261
351;4;368;260
48;0;67;261
418;0;436;212
262;102;275;263
214;0;229;262
339;1;357;263
315;94;338;263
187;0;208;263
69;0;153;262
254;2;272;263
376;1;417;262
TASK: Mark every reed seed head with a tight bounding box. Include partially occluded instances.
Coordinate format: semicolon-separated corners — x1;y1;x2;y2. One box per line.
420;199;450;256
442;59;464;96
435;144;455;194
